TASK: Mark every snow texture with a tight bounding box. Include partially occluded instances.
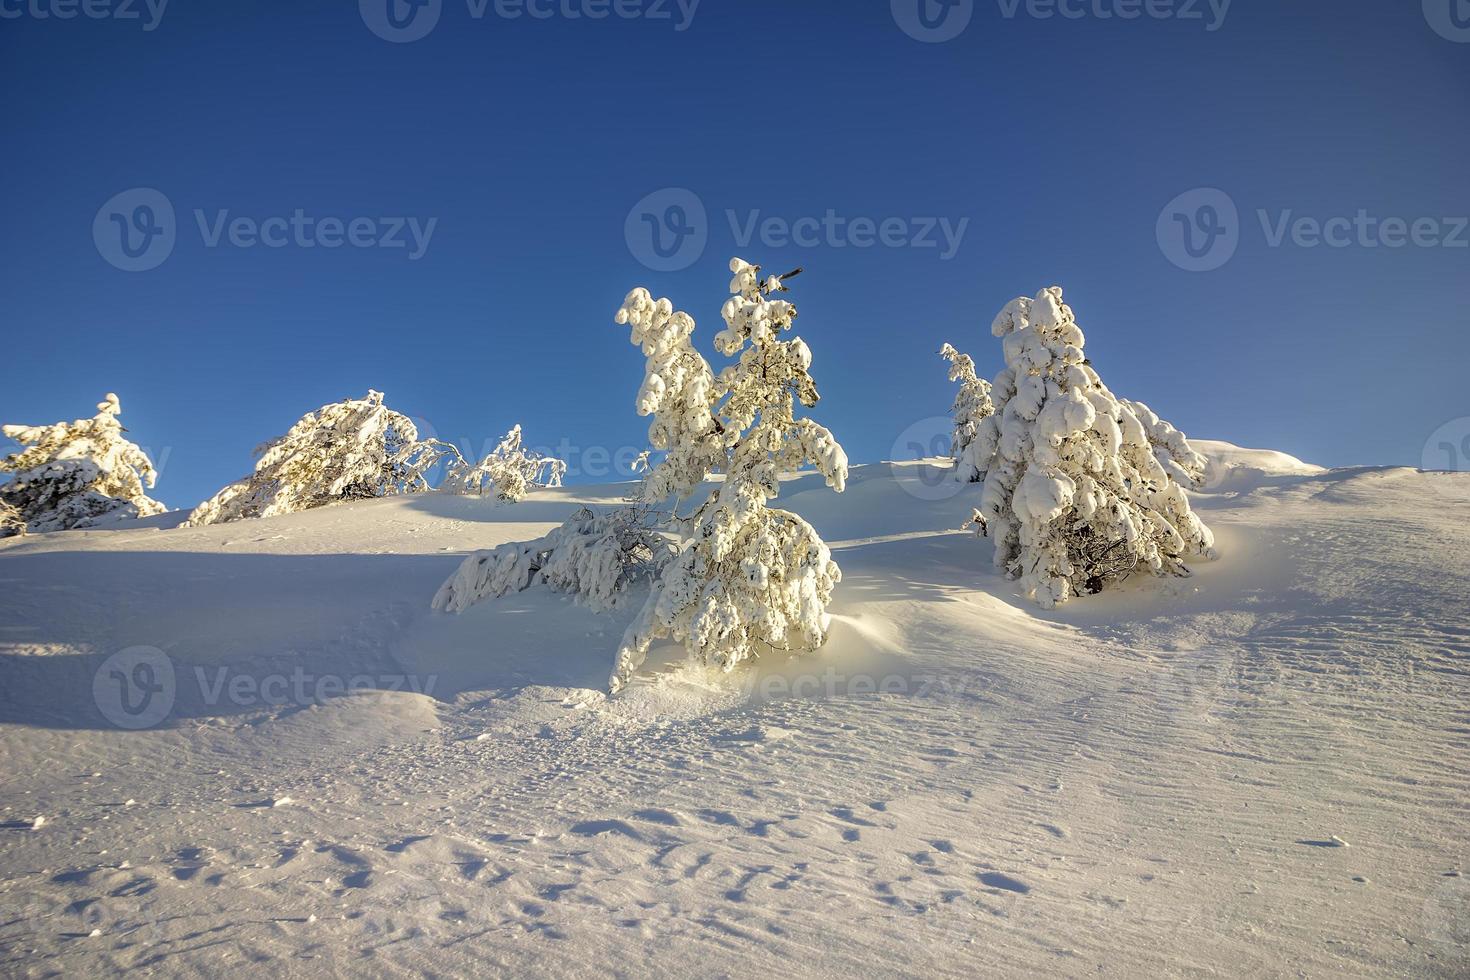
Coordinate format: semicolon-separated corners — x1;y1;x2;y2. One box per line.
0;393;165;535
0;448;1465;978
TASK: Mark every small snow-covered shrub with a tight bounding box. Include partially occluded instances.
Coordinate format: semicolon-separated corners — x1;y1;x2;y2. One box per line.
186;390;455;526
972;288;1215;607
441;425;567;502
939;342;995;483
432;504;673;614
1;394;165;534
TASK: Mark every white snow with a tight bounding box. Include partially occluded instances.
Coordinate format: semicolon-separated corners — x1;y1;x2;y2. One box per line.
0;445;1465;976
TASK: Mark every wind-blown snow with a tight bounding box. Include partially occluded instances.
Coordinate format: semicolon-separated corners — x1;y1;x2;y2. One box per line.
0;445;1465;977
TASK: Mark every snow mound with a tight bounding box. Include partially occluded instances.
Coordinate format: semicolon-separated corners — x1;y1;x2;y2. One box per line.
1193;438;1326;489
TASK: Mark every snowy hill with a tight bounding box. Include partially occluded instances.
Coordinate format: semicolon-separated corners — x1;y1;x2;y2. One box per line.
0;445;1466;977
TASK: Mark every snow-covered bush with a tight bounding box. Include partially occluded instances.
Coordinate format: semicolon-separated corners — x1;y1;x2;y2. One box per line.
186;390;455;526
1;394;166;535
940;342;994;483
441;425;567;502
432;504;673;614
609;258;848;692
973;288;1214;607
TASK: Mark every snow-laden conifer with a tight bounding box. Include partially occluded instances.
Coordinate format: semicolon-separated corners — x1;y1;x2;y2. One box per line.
441;425;567;501
974;288;1214;607
608;258;848;692
433;259;850;693
186;390;454;526
1;394;165;535
939;342;994;483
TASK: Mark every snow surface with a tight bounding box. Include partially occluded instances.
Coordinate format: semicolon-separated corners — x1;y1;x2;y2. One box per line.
0;443;1466;977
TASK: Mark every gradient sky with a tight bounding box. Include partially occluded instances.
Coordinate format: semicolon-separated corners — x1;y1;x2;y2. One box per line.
2;1;1467;509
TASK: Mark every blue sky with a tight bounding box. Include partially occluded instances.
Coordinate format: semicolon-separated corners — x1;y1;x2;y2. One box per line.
2;1;1467;509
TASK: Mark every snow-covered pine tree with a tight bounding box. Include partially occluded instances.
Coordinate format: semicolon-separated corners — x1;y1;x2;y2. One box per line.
976;288;1214;607
1;394;166;535
0;499;23;537
441;425;567;501
608;258;849;692
939;342;994;483
186;390;455;526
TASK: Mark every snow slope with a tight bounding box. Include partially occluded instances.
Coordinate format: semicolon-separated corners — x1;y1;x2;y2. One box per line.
0;445;1466;977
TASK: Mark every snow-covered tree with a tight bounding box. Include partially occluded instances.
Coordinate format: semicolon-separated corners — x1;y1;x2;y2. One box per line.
441;425;567;501
608;258;848;692
972;288;1214;607
186;390;455;526
1;394;166;535
939;342;994;483
0;499;23;537
433;258;850;693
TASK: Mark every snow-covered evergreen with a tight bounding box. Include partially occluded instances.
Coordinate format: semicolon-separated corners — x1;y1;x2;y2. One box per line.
441;425;567;502
939;342;994;483
186;390;455;526
973;288;1215;607
609;259;848;692
434;259;850;693
0;394;165;535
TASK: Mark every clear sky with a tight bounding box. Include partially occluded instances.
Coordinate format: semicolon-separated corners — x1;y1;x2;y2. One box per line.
2;0;1467;509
